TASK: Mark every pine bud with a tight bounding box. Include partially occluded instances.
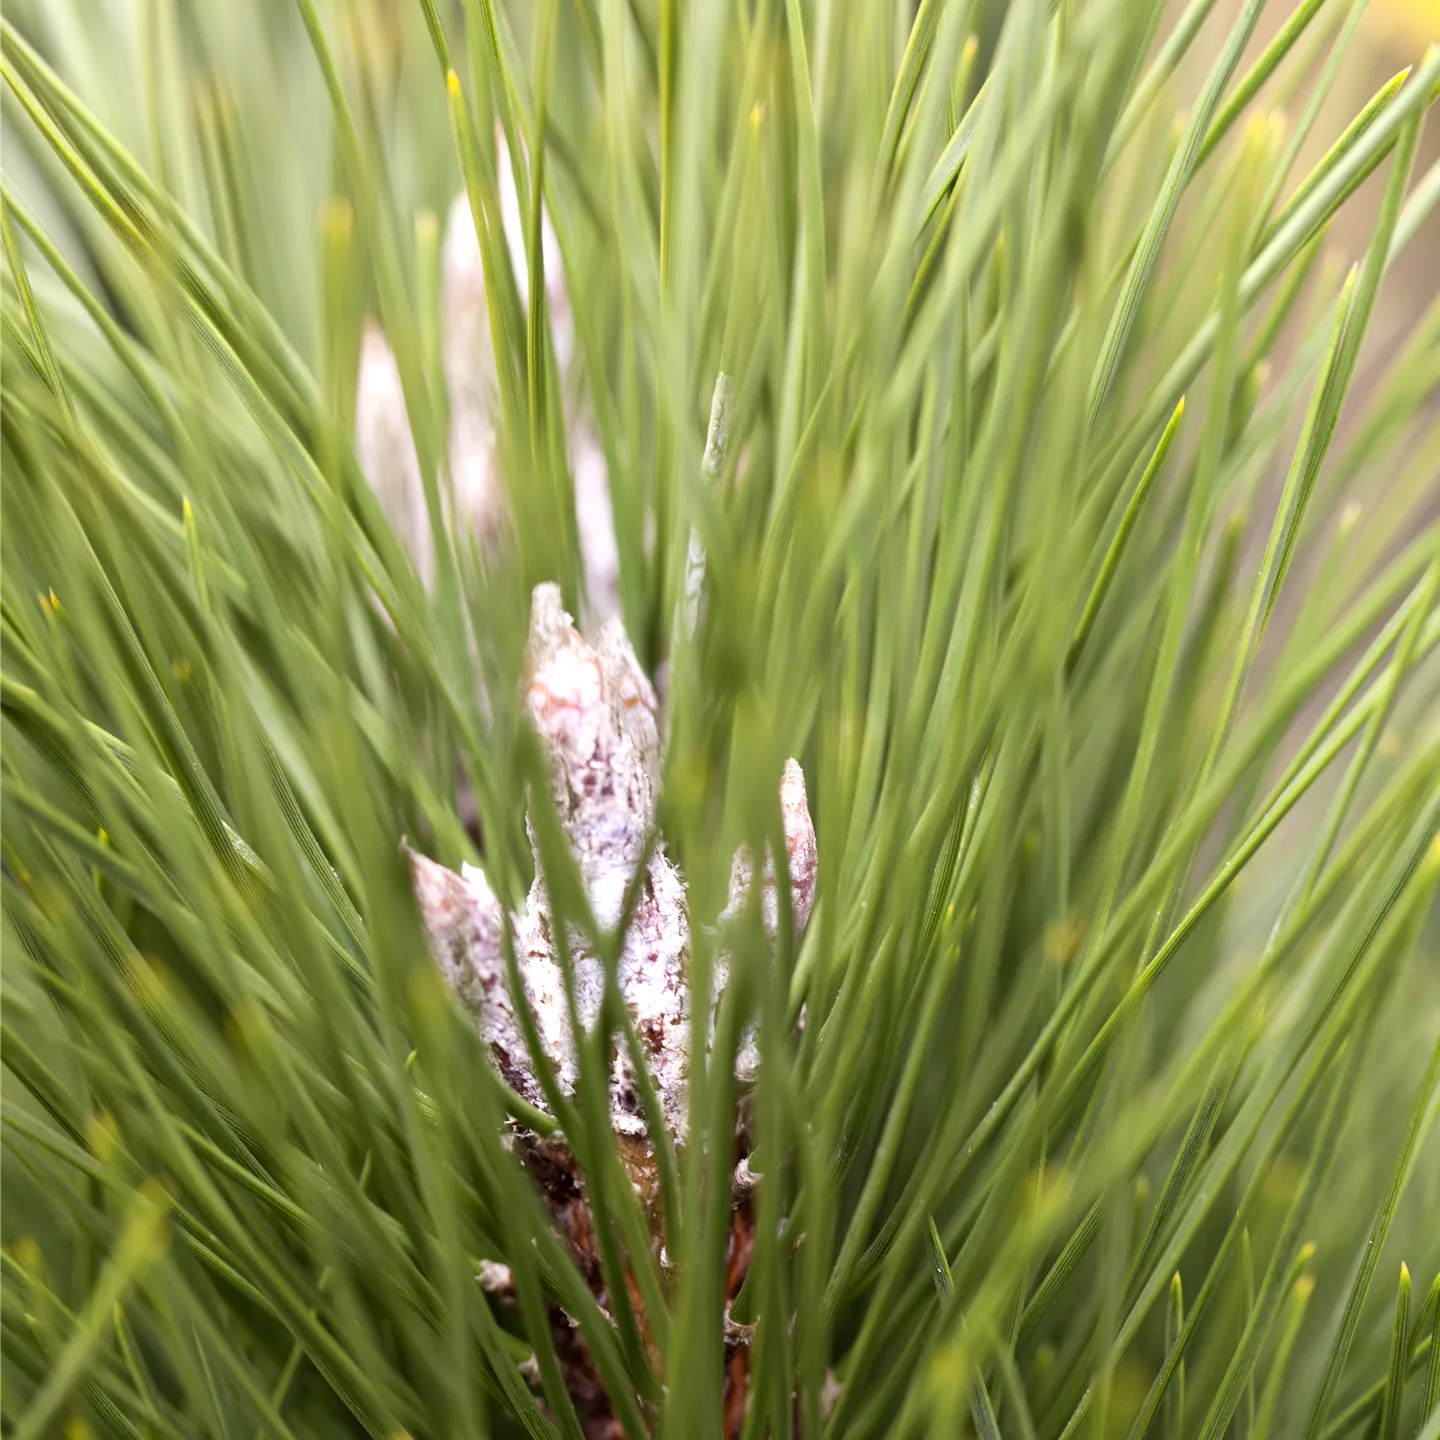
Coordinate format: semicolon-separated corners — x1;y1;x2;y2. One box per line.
411;584;817;1148
437;138;618;618
354;322;433;585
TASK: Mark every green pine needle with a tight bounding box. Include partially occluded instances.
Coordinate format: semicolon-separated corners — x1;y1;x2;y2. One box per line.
3;2;1439;1437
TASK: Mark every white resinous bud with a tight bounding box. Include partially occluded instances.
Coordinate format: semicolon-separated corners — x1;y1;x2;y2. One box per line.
354;322;434;586
439;136;618;621
411;584;817;1149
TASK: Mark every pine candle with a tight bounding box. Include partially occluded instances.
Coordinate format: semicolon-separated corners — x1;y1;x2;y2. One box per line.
410;583;816;1436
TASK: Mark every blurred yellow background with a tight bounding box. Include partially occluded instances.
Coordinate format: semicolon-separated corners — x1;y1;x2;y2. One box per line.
1366;0;1439;47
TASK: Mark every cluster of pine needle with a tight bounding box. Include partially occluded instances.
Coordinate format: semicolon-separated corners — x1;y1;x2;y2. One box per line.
3;0;1440;1436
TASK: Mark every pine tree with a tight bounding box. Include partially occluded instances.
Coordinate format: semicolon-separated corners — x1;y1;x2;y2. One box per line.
3;2;1440;1437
